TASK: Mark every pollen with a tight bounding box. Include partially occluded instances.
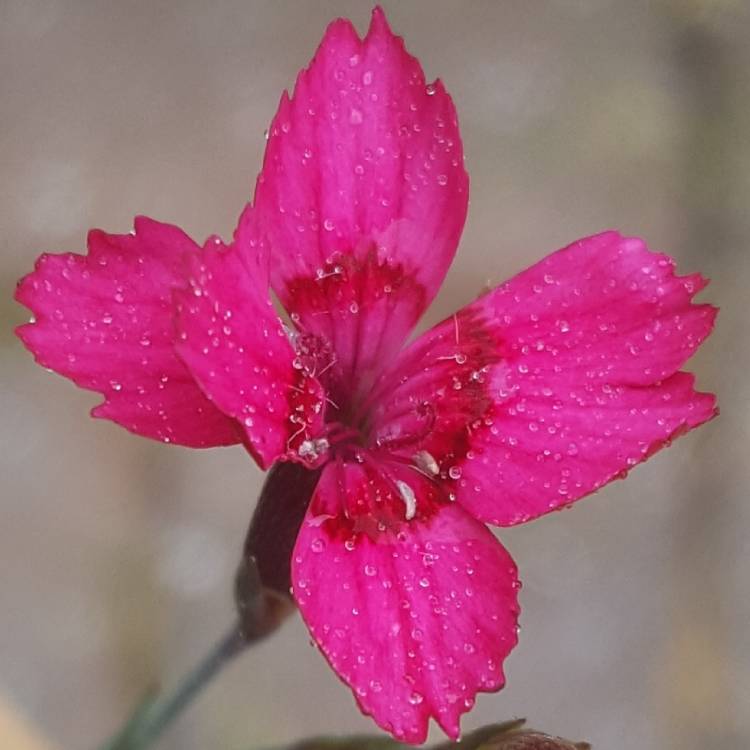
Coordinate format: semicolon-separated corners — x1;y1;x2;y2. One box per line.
298;437;330;461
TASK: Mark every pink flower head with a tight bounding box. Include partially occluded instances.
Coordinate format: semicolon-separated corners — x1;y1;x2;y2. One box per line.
16;7;717;744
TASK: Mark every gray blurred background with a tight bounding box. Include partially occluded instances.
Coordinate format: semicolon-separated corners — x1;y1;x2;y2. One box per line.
1;1;748;749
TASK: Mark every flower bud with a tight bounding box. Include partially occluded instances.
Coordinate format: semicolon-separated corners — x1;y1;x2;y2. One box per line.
234;461;321;639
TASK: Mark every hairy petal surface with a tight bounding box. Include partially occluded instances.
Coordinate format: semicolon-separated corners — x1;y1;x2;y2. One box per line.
174;221;326;469
367;232;717;525
15;217;241;447
292;460;520;743
251;7;468;406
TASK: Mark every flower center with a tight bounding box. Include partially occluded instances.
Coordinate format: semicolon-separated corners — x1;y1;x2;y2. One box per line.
285;326;457;527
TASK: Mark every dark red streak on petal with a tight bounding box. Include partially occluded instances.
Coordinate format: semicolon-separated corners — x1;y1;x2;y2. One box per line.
284;247;427;412
369;308;510;476
314;459;448;544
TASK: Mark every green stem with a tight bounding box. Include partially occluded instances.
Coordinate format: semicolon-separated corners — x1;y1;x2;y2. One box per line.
101;622;247;750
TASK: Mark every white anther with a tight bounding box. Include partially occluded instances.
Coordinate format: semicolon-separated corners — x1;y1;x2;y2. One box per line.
395;480;417;521
413;450;440;477
298;437;329;461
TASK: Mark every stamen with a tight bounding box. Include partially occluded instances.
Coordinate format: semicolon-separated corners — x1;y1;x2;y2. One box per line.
286;421;307;451
317;356;338;378
358;451;419;522
298;437;330;461
413;450;440;476
378;453;457;506
395;480;417;520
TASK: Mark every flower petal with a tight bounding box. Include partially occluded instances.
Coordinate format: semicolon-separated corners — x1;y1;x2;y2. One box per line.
292;460;520;743
174;218;326;469
367;231;717;525
15;217;241;447
251;7;468;407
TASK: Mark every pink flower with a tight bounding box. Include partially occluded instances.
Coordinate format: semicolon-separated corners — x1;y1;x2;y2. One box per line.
15;7;716;744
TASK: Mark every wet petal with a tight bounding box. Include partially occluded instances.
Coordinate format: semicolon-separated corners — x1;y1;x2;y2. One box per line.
368;231;717;525
292;460;520;743
174;218;326;469
15;217;241;447
250;7;468;407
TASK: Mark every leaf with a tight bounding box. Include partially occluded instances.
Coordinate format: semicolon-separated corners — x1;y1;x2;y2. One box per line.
269;720;590;750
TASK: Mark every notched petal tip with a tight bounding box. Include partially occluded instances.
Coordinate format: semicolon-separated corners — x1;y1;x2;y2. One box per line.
174;237;326;469
366;5;399;43
376;230;718;528
255;2;468;400
14;218;241;448
293;472;521;743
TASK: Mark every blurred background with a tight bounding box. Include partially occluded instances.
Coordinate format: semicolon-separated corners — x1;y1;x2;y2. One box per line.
1;1;748;749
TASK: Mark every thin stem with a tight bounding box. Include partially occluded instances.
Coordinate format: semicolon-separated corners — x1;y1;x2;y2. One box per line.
101;622;247;750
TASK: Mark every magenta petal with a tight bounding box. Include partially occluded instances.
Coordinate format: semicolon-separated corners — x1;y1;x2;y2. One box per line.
292;461;520;743
15;217;241;447
174;223;326;469
369;232;717;525
251;7;468;404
